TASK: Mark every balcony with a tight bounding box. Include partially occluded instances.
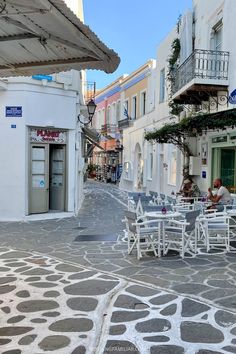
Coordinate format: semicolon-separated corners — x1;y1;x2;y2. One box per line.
83;81;96;102
118;118;132;129
101;123;117;134
172;49;229;104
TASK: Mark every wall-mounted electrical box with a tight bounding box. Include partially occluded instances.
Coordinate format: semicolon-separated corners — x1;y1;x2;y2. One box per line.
189;156;201;175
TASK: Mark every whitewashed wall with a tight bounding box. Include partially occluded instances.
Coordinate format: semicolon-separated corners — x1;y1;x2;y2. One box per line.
153;28;183;195
191;0;236;191
0;79;80;221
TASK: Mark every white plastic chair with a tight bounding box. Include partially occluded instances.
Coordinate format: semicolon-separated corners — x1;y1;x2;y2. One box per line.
124;211;162;259
163;210;201;258
224;199;236;239
197;214;231;252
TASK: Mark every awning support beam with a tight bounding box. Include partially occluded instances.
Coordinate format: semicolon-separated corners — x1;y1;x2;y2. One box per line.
0;56;99;70
0;33;39;42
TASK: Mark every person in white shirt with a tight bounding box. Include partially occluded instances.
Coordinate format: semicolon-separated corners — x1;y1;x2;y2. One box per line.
207;178;232;211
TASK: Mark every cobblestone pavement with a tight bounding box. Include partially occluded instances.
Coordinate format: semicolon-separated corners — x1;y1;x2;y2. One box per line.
0;247;236;354
0;180;236;353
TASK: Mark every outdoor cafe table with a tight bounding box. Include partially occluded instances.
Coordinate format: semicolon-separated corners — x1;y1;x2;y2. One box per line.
144;211;182;256
144;211;182;220
177;196;204;204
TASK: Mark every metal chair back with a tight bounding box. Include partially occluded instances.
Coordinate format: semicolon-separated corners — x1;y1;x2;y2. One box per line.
128;192;146;198
185;209;201;232
160;193;166;201
124;210;137;233
132;195;153;203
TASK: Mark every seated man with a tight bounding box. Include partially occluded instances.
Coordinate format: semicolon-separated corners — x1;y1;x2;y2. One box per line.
181;178;201;199
207;178;232;211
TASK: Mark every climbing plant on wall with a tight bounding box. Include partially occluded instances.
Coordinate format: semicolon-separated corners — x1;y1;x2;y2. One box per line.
166;37;184;116
145;108;236;154
145;108;236;177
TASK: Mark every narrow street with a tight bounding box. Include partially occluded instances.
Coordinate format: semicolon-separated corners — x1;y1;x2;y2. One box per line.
0;180;235;353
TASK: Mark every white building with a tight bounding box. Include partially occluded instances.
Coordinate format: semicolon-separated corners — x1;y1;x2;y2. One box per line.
118;60;157;192
171;0;236;193
0;0;119;221
0;72;85;221
120;0;236;197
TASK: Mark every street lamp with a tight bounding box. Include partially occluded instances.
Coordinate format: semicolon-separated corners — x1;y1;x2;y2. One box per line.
78;99;97;125
115;139;123;151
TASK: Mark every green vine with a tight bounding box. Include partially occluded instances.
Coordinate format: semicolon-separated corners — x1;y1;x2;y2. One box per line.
166;37;184;116
168;38;181;69
176;15;182;34
145;109;236;155
145;108;236;177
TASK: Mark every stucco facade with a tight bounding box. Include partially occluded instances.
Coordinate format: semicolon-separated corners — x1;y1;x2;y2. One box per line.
93;77;125;182
120;0;236;197
0;72;85;221
187;0;236;193
119;60;157;192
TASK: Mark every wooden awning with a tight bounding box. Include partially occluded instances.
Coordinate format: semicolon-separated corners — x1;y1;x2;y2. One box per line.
0;0;120;76
82;126;104;150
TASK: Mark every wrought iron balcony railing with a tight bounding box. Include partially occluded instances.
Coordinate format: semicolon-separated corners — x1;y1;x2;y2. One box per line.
118;118;132;129
172;49;229;94
101;123;117;134
83;81;96;103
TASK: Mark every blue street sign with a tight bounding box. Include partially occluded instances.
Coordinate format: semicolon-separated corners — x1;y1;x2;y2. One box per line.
6;106;22;117
229;89;236;105
32;74;53;81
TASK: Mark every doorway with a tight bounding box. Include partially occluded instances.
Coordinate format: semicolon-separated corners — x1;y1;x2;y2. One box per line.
29;143;66;214
134;143;143;190
212;147;236;189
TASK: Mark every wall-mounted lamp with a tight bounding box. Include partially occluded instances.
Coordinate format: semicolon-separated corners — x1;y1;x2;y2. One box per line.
115;139;123;151
78;99;97;125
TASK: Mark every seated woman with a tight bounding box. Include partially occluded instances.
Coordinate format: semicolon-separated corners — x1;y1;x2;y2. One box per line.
181;178;201;199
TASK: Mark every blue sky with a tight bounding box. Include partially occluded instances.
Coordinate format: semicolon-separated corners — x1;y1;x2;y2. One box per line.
83;0;192;89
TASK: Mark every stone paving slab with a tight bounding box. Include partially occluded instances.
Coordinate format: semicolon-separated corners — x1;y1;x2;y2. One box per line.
0;181;236;352
0;247;235;354
0;181;236;315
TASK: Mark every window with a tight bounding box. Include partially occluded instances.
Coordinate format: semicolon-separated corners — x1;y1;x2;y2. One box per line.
159;68;165;103
116;100;121;121
140;90;146;116
123;161;132;180
212;135;227;144
94;111;99;130
111;103;116;125
168;145;177;185
210;21;223;74
212;21;223;51
106;106;111;125
123;100;129;119
95;110;103;130
102;109;105;125
131;95;137;119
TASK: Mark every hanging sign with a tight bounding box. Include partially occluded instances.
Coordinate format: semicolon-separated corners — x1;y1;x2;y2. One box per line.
32;74;53;81
30;128;67;143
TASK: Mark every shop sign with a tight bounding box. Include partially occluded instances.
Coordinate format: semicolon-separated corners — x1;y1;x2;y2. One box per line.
32;74;53;81
30;129;67;143
6;106;22;117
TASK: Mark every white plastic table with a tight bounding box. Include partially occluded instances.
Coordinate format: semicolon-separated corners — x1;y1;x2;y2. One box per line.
144;211;182;256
